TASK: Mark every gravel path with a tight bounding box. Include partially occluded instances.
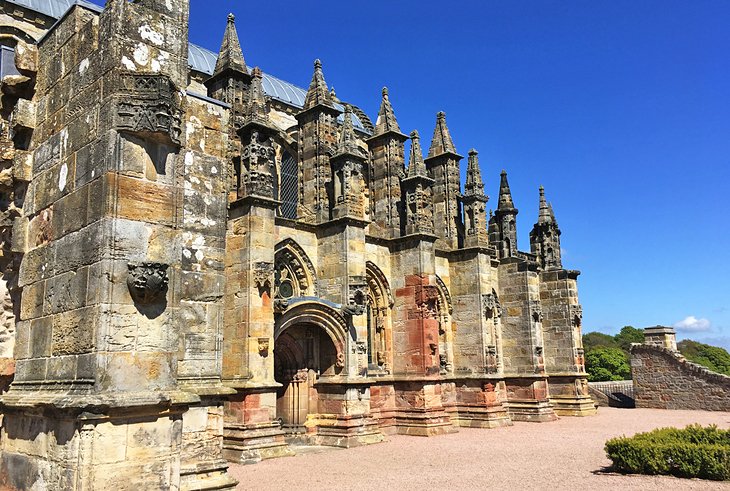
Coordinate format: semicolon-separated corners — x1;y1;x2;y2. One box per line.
228;407;730;490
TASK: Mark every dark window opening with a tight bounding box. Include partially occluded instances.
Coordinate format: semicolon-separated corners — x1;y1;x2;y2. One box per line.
279;151;298;219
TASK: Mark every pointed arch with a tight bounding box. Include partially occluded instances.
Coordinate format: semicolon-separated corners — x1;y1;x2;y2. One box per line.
365;261;393;372
434;274;453;315
274;239;317;298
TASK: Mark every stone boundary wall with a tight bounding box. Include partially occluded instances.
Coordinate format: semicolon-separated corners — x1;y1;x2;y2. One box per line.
631;344;730;411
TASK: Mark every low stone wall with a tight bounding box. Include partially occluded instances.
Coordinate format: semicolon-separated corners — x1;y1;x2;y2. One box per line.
631;344;730;411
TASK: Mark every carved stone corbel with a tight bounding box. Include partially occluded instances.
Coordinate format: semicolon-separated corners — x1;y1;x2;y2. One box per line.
127;262;169;305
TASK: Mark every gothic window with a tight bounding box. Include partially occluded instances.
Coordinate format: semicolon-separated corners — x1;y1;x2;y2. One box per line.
274;239;316;300
0;45;19;80
279;151;298;219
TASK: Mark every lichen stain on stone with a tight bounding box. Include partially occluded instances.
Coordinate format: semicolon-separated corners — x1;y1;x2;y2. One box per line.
138;24;164;46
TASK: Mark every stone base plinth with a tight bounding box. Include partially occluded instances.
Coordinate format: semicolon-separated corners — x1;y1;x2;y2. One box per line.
223;421;294;464
550;395;598;416
180;459;238;491
452;404;513;428
394;408;458;436
308;413;385;447
507;398;558;422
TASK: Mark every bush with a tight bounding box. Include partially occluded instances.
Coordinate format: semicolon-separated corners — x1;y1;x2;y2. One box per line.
605;424;730;481
678;340;730;376
585;347;631;381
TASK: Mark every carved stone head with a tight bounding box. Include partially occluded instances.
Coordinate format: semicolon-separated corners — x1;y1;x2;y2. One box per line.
127;262;169;305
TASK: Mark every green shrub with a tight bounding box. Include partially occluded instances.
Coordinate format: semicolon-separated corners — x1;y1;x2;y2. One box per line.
585;347;631;381
605;424;730;481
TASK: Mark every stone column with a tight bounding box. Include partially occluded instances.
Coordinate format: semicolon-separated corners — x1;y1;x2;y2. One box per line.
498;257;556;422
540;269;596;416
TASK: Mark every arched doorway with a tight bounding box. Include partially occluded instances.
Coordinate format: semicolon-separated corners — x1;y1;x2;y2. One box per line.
274;324;340;434
273;300;348;437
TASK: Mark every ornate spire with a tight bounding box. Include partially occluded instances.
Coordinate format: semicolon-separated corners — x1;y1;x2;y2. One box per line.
373;87;402;136
336;105;361;156
464;149;487;199
213;13;247;76
244;66;268;123
303;59;333;110
427;111;457;158
537;186;553;224
497;170;516;210
407;130;428;178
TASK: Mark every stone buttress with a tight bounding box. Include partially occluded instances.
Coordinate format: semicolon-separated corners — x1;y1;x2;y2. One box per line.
0;1;236;489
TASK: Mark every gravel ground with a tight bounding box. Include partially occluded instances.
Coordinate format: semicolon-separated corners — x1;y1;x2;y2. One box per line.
228;407;730;490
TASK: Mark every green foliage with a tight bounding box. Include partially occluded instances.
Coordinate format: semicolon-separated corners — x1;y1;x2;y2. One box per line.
605;424;730;481
615;326;644;351
582;331;619;352
678;340;730;376
585;347;631;381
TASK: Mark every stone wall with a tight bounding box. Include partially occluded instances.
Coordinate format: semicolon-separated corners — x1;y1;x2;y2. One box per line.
631;344;730;411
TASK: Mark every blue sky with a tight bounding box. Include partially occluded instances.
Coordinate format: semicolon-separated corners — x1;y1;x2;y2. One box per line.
95;1;730;348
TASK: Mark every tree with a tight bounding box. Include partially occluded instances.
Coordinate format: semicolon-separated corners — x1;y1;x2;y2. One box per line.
678;340;730;376
582;331;618;352
615;325;644;351
585;347;631;381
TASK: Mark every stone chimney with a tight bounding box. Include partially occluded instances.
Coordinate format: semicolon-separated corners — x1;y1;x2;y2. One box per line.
643;326;677;351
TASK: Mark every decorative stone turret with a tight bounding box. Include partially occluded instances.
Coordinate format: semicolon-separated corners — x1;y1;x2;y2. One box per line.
367;87;407;238
296;59;341;223
489;170;518;258
236;67;277;202
424;112;463;250
205;13;251;112
331;105;368;221
402;130;435;236
462;149;489;248
530;186;562;270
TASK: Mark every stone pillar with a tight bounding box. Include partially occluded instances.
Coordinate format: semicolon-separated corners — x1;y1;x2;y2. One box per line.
643;326;677;351
448;249;511;428
540;269;595;416
498;258;556;422
221;83;293;462
390;238;456;435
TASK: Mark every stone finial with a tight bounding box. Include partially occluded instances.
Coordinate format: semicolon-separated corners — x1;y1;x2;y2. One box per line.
373;86;402;136
245;66;268;122
213;12;247;76
303;59;333;110
427;111;457;157
336;105;361;156
498;170;516;211
464;148;487;199
407;130;428;178
537;186;553;224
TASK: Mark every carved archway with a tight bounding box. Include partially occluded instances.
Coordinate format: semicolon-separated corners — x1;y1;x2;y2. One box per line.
434;275;453;374
274;300;349;434
274;239;317;299
366;261;393;372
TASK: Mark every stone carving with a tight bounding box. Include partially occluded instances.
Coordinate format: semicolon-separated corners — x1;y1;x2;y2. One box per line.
482;293;502;319
116;74;182;144
415;285;440;318
127;262;169;305
570;304;583;328
273;298;289;313
239;130;275;199
530;301;543;323
355;341;367;354
434;275;453;315
258;337;270;356
252;261;274;289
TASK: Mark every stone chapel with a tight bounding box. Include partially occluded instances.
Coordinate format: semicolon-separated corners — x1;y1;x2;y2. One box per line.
0;0;595;488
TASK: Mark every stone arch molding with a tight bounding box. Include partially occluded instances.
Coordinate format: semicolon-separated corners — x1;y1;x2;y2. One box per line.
434;274;453;315
365;261;393;309
274;238;317;298
274;299;350;367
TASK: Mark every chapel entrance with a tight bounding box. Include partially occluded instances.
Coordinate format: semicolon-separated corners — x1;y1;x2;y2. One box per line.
274;323;340;435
